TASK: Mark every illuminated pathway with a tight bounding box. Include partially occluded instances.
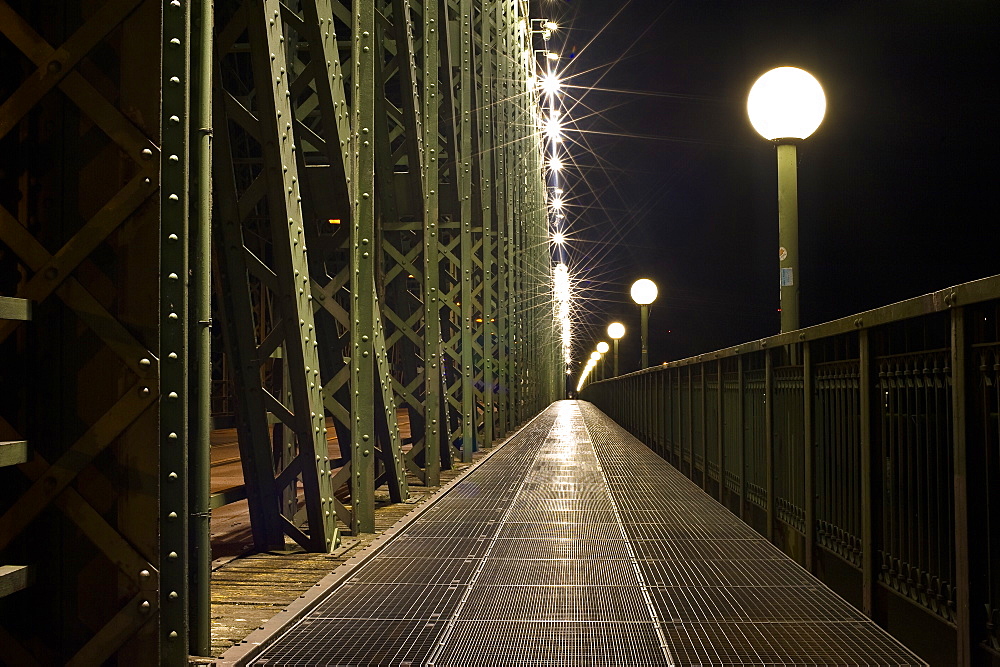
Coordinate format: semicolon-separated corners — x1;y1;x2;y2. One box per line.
250;401;925;666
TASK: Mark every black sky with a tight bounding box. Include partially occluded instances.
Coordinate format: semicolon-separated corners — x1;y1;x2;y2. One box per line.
541;0;999;373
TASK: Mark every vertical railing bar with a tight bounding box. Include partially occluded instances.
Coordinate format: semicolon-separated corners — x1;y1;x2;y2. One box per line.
860;327;876;617
717;359;725;502
803;341;815;572
952;306;972;666
765;348;775;542
738;353;746;522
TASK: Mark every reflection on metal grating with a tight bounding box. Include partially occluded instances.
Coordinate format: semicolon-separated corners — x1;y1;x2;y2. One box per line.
251;402;926;666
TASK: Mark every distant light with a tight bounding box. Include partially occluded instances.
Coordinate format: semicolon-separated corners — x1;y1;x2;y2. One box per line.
546;52;559;61
539;73;562;95
554;188;564;194
545;114;562;141
550;197;563;209
544;21;558;30
596;341;609;354
630;278;658;305
590;351;601;361
607;322;625;339
551;232;566;245
747;67;826;141
329;218;341;225
549;157;563;171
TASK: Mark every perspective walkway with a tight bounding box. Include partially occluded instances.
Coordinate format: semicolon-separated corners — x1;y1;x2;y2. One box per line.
247;400;926;666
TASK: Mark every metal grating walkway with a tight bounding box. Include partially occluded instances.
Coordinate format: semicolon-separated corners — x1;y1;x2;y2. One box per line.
250;401;926;666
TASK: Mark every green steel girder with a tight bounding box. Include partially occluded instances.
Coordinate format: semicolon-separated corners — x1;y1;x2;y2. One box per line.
214;0;339;551
0;0;183;661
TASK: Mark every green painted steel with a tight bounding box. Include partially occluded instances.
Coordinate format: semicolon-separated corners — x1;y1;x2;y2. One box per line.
582;274;1000;666
0;0;556;660
160;0;191;659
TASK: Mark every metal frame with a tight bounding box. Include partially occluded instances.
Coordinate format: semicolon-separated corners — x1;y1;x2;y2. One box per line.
583;274;1000;666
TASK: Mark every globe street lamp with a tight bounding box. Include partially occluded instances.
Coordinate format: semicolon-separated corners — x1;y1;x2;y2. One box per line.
607;322;625;377
596;341;610;380
630;278;658;369
747;66;826;333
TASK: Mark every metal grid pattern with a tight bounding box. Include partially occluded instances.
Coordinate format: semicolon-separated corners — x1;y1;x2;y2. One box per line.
252;402;927;666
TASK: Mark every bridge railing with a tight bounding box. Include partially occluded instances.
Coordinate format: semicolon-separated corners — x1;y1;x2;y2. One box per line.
581;274;1000;666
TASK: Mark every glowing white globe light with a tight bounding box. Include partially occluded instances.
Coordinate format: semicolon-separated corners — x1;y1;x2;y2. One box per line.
630;278;658;305
590;351;601;361
607;322;625;339
747;67;826;141
596;341;610;354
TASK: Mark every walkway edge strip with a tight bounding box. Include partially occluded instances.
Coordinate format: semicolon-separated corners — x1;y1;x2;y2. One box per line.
216;412;551;667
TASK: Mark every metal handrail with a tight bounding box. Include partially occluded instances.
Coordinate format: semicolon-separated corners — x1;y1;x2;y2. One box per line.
582;273;1000;665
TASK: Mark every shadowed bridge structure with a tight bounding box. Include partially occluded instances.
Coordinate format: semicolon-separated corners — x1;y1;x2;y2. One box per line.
0;1;996;665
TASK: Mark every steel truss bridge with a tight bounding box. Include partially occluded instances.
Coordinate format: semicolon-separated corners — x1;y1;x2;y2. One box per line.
0;1;997;666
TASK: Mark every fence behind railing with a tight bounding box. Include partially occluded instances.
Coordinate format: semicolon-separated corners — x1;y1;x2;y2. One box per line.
581;275;1000;667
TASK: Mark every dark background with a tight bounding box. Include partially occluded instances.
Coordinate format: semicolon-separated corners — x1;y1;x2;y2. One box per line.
539;0;999;376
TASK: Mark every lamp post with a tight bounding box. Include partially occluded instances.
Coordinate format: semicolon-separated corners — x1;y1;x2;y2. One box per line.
607;322;625;376
596;341;609;380
630;279;657;369
747;66;826;333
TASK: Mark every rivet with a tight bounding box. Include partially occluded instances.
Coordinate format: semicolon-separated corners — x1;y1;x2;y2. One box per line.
168;472;178;480
168;591;179;600
167;512;178;520
140;569;150;578
139;358;151;367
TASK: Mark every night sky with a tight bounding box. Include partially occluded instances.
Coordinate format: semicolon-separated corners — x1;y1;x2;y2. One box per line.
541;0;999;374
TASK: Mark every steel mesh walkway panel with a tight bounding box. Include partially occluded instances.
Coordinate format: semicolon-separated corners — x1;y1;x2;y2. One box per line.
250;401;927;666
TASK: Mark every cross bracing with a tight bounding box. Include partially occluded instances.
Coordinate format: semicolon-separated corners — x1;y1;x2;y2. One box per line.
0;0;557;661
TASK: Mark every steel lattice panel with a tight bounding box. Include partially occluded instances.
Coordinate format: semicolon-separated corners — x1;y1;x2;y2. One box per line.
457;585;650;622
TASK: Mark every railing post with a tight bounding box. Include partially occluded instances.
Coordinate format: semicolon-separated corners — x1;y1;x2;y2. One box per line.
700;362;707;489
765;348;775;542
951;306;975;666
686;365;694;479
717;359;725;502
738;353;746;521
859;328;877;618
803;341;815;573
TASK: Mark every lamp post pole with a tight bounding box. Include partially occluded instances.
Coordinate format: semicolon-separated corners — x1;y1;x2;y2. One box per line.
777;142;800;332
607;322;625;377
630;280;657;371
747;66;825;334
640;304;650;369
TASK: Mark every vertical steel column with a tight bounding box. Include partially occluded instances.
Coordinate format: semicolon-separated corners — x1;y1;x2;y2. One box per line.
160;0;191;658
476;0;497;446
456;0;475;463
499;0;515;433
188;0;212;655
423;0;444;483
352;0;378;532
492;1;510;435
